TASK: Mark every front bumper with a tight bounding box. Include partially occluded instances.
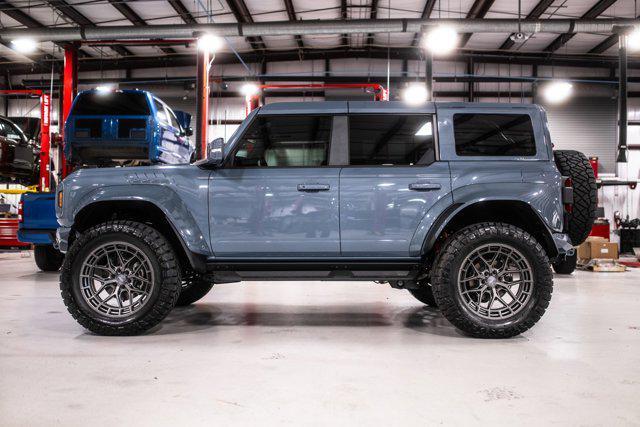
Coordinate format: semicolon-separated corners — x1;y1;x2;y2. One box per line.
55;226;71;253
552;233;575;257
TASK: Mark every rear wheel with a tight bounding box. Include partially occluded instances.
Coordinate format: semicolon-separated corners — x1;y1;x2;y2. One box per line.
34;245;64;271
553;150;597;245
60;221;181;335
431;223;553;338
552;252;577;274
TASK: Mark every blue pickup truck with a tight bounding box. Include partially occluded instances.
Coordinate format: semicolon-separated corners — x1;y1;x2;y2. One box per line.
64;89;194;166
19;89;195;271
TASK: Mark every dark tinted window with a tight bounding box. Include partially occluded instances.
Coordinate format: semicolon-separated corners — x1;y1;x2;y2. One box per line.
73;92;150;115
233;115;331;167
349;115;435;166
454;113;536;156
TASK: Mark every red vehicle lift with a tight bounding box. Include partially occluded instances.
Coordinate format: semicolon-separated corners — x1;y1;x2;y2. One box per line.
0;89;51;250
244;83;389;115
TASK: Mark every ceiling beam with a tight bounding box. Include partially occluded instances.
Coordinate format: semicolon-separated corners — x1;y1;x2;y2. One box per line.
45;0;132;57
5;47;640;75
225;0;266;51
0;0;92;59
499;0;555;50
411;0;437;46
459;0;496;48
340;0;349;48
589;11;640;54
366;0;379;48
283;0;304;51
167;0;198;24
106;0;175;54
545;0;616;52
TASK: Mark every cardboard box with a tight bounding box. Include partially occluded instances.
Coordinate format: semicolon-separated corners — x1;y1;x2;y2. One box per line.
590;242;618;260
576;237;619;261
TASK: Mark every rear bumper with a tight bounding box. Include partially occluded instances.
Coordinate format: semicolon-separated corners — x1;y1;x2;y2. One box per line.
65;141;150;164
17;228;56;246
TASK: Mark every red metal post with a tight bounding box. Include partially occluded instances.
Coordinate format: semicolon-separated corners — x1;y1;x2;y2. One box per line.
195;49;210;160
38;93;51;191
245;95;261;115
60;45;78;179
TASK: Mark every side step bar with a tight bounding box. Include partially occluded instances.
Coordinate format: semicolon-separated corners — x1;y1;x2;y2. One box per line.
205;259;423;281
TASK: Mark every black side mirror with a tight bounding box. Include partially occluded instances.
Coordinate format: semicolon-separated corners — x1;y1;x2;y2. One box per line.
185;127;193;137
207;138;225;166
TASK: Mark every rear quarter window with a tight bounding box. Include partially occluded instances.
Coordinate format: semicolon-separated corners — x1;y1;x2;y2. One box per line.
453;113;536;156
73;92;150;116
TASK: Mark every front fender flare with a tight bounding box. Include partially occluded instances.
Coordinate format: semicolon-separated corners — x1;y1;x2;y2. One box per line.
73;184;211;256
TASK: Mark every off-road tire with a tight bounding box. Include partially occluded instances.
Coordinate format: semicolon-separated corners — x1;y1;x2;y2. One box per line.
176;270;214;306
34;245;64;271
431;223;553;338
60;221;181;335
553;150;597;245
552;252;577;275
408;284;438;308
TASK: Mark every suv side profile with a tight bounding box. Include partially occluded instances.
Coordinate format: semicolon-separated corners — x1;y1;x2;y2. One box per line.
55;101;596;337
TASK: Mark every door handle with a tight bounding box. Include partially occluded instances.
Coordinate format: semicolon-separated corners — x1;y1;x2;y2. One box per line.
409;182;441;191
297;183;330;192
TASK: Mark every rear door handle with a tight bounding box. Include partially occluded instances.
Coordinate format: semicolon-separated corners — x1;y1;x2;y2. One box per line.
409;182;441;191
297;183;331;192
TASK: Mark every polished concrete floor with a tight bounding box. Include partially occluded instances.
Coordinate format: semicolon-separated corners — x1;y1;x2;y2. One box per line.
1;252;639;426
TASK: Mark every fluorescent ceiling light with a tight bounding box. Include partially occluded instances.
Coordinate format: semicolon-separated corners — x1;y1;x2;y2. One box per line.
422;26;458;56
543;81;573;104
402;83;429;106
197;34;223;53
415;122;433;136
11;38;37;54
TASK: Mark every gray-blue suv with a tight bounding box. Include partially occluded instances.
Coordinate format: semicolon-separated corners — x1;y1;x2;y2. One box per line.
55;101;597;337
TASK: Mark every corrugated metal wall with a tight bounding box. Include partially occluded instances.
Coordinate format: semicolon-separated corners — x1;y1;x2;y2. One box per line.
542;97;617;173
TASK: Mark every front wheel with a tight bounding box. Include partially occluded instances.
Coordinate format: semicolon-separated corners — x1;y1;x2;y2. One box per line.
60;221;181;335
431;223;553;338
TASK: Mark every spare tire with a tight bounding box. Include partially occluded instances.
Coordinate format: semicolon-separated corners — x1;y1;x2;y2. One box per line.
553;150;597;245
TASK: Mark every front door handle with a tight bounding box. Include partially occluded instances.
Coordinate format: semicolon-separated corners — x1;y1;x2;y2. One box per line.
297;183;331;192
409;182;441;191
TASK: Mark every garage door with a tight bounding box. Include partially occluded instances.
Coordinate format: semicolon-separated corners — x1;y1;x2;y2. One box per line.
542;97;617;173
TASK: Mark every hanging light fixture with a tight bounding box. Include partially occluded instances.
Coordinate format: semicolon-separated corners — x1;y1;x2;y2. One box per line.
543;81;573;104
422;26;458;56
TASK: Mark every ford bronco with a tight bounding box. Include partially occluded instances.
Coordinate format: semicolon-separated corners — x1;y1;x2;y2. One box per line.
55;101;597;337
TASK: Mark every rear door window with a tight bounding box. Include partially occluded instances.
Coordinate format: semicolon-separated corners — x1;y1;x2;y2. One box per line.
453;113;536;156
348;115;435;166
73;92;150;115
232;115;332;167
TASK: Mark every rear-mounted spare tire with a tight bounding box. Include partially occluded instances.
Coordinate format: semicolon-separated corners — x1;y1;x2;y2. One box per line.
553;150;597;245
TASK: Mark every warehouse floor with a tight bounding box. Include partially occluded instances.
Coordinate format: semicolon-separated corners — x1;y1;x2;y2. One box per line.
1;252;639;426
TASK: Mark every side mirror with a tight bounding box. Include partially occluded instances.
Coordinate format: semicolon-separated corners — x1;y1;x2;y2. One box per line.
207;138;225;166
185;127;193;137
